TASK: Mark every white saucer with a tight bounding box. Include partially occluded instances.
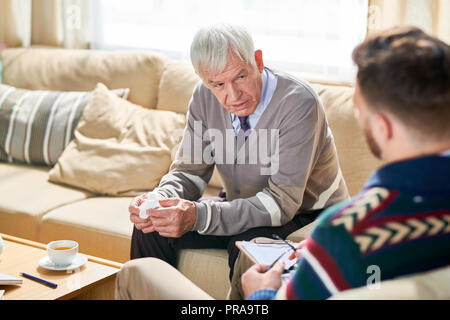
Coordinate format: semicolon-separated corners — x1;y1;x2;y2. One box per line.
39;253;88;271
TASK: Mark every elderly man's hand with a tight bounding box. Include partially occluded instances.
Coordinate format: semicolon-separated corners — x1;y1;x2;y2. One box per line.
147;198;197;238
242;261;284;298
128;193;157;233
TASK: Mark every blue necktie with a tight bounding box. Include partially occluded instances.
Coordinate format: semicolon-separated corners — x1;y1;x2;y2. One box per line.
238;116;250;139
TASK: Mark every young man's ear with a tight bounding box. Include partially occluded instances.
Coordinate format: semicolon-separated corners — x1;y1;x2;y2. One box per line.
254;50;264;72
373;113;393;144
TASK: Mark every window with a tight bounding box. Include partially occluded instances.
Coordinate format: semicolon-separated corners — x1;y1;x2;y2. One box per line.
93;0;368;83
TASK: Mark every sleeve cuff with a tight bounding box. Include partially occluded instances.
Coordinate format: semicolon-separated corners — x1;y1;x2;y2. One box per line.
193;201;211;233
246;289;278;300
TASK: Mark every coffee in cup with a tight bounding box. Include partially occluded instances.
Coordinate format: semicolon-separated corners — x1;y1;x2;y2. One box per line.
47;240;78;266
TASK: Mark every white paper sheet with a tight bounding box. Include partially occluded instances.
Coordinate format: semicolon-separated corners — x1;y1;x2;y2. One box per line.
240;241;297;270
0;273;23;285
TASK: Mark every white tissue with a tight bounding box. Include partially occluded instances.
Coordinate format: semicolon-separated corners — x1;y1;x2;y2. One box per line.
139;193;163;219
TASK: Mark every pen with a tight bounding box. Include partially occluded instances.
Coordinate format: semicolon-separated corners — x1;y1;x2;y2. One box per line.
20;272;58;289
263;249;289;273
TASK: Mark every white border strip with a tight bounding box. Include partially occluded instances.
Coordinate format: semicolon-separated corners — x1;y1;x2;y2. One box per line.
43;93;64;165
24;91;47;163
312;168;343;210
5;92;31;162
197;201;212;234
256;191;282;226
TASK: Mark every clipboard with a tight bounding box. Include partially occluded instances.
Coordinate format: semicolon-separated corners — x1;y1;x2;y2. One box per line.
235;241;258;264
235;240;298;270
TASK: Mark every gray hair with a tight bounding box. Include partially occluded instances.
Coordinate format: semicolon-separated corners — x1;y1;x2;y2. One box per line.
190;24;256;77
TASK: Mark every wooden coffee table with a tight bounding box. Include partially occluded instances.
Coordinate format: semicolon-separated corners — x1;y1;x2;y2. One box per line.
0;233;122;300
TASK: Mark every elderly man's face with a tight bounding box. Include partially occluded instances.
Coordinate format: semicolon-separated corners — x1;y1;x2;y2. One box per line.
202;50;264;117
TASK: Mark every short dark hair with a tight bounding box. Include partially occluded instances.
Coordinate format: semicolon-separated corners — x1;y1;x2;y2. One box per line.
352;26;450;140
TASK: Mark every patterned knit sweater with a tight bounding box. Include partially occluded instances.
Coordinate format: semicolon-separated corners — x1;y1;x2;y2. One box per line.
248;154;450;300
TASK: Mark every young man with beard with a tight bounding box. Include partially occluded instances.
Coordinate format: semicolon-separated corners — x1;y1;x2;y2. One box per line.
242;26;450;300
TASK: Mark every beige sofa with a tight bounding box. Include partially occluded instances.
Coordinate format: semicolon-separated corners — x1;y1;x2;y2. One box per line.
0;47;395;299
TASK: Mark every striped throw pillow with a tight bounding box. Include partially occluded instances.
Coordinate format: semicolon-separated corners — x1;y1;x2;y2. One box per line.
0;83;129;166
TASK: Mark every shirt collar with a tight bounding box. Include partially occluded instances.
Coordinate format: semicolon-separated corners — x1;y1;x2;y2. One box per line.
252;68;270;118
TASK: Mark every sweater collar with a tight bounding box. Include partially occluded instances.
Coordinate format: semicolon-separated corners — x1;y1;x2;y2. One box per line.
364;154;450;193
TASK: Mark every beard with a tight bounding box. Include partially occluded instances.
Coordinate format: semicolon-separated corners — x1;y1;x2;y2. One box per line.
363;127;382;159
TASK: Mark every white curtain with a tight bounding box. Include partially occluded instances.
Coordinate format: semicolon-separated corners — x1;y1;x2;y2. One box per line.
368;0;450;43
0;0;31;47
1;0;449;82
93;0;369;84
2;0;449;48
0;0;94;49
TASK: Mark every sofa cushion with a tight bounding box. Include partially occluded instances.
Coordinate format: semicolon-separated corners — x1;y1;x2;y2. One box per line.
156;60;200;114
39;185;224;264
311;83;383;196
48;83;187;196
0;163;92;241
0;83;129;166
0;48;167;109
40;197;134;263
209;167;225;189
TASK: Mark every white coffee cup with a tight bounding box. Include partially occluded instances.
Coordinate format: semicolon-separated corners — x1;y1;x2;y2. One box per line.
47;240;78;266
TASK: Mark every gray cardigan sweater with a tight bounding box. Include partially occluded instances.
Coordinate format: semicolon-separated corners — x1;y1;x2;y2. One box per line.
153;68;349;235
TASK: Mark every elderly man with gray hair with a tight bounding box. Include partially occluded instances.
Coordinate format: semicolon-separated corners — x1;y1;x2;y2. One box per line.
127;24;348;282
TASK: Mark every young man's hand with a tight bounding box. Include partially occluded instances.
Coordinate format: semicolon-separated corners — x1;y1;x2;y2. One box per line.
241;261;284;298
288;239;307;260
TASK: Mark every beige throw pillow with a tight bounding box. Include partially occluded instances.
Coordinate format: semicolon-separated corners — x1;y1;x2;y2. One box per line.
156;60;200;114
0;83;129;166
311;83;383;196
49;83;186;195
